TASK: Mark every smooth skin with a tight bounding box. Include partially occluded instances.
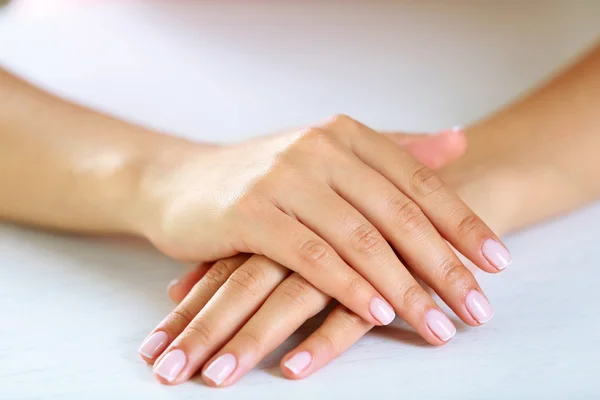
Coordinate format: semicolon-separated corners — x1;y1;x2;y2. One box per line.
154;42;600;386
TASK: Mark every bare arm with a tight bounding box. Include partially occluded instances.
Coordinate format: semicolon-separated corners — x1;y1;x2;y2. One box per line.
443;41;600;235
0;69;208;234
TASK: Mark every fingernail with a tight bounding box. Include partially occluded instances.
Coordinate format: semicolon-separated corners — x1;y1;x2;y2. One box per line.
138;331;169;359
203;353;237;386
425;309;456;342
167;279;180;291
154;349;186;382
465;290;494;324
481;238;511;270
284;351;312;375
369;297;396;325
438;125;463;135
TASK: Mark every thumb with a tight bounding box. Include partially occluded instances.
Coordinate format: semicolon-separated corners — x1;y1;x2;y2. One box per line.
384;127;467;169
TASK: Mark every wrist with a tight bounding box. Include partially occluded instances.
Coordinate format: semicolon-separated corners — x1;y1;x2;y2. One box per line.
438;127;524;237
127;132;219;240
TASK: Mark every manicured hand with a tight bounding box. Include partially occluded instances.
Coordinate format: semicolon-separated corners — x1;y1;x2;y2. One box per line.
139;116;508;333
138;128;507;385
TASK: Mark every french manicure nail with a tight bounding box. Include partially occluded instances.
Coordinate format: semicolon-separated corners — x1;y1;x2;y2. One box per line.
203;353;237;386
369;297;396;325
284;351;312;375
154;349;186;382
482;238;511;270
465;290;494;324
425;309;456;341
138;331;169;359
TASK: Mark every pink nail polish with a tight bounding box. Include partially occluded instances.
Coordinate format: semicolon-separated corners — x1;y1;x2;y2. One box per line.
465;290;494;324
154;349;186;382
139;331;169;359
284;351;312;375
482;238;511;270
203;353;237;386
437;126;463;136
167;279;180;291
425;309;456;341
369;297;396;325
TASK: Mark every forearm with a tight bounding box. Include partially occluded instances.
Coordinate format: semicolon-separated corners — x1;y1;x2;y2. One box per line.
442;42;600;235
0;68;211;234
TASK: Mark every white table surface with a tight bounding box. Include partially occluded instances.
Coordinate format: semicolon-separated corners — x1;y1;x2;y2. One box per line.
1;2;600;399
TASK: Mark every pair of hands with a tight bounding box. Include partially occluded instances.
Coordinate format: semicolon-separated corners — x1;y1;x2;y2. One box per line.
135;115;510;386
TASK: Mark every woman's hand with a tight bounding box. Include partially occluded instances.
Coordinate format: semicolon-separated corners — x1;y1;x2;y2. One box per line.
138;128;503;385
160;254;369;386
137;115;509;334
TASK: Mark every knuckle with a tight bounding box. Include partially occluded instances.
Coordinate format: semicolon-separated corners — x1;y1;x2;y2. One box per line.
312;331;339;355
437;258;470;287
388;197;428;232
348;222;384;255
301;127;332;146
170;306;195;327
344;277;363;297
235;330;264;353
292;127;343;158
410;166;445;197
299;239;330;269
327;113;354;126
323;114;363;138
279;275;313;308
183;321;214;345
396;283;425;309
226;261;266;296
456;214;481;236
203;259;236;287
335;305;365;329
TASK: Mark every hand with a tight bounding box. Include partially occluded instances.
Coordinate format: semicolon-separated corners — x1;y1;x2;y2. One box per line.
139;128;500;385
138;115;508;333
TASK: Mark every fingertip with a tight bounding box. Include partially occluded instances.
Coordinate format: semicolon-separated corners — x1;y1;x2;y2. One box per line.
139;353;155;365
434;126;467;155
202;353;238;387
445;126;468;153
167;279;183;303
281;351;313;380
201;374;221;388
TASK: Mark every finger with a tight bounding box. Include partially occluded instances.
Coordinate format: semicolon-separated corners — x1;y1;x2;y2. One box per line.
138;254;249;363
247;205;396;327
281;303;372;380
334;116;511;274
289;183;455;341
168;263;211;304
325;150;485;327
200;273;330;387
387;128;467;169
152;255;289;385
